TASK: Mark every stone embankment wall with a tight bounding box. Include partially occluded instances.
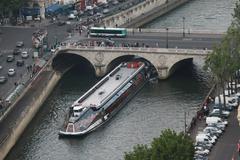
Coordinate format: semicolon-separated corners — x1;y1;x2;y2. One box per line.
0;70;61;160
102;0;191;28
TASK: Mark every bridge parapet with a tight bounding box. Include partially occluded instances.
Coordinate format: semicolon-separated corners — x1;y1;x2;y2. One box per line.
57;45;211;56
54;46;211;79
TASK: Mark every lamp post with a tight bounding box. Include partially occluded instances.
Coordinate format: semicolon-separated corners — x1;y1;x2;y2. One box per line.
182;16;185;38
166;27;169;48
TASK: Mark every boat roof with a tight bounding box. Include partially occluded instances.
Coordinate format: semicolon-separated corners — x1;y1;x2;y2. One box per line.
73;62;144;109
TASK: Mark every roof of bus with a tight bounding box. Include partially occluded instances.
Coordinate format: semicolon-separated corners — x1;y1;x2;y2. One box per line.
90;27;126;31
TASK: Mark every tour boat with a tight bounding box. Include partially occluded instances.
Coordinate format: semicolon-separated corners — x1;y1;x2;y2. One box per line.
59;61;150;136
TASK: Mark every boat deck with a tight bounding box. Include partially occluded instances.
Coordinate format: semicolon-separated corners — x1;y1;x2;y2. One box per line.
80;65;140;108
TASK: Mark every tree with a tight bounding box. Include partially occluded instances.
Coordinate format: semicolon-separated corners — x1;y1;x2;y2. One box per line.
124;129;194;160
124;144;151;160
151;129;194;160
0;0;29;18
204;43;232;107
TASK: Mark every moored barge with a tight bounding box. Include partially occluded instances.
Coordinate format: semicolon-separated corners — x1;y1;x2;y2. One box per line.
59;61;150;136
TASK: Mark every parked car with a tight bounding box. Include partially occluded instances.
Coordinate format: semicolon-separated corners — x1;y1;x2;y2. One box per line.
0;76;7;83
0;65;2;70
206;116;228;126
197;132;218;141
208;123;225;131
21;51;29;59
209;110;229;119
196;134;216;144
210;109;230;118
195;141;213;149
13;48;21;55
203;127;222;137
213;104;233;111
6;55;14;62
16;41;24;47
16;59;24;67
194;154;209;160
8;68;15;76
195;141;212;150
195;146;209;156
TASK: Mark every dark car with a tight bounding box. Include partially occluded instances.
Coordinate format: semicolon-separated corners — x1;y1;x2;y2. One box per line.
13;48;21;55
16;59;24;67
16;41;24;47
57;21;66;26
6;55;14;62
0;76;7;84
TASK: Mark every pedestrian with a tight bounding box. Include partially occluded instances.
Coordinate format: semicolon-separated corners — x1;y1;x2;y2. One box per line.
132;29;134;35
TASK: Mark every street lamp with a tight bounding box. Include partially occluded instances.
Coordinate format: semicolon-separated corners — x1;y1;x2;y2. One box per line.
182;16;185;38
166;27;169;48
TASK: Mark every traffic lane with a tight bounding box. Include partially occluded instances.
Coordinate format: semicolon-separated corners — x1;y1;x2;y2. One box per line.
46;24;69;46
78;37;220;49
208;111;240;160
0;27;35;50
0;51;34;99
113;37;221;49
125;33;223;42
131;31;225;39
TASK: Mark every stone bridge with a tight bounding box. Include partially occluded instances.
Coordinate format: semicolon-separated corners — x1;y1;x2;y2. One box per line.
52;46;211;79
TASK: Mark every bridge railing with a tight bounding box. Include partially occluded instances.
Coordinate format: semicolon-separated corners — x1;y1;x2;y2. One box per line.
56;45;212;56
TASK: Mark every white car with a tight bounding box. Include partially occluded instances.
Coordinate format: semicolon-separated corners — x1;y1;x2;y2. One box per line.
204;126;222;134
21;51;29;58
8;68;15;76
0;65;2;70
195;146;210;155
68;14;76;19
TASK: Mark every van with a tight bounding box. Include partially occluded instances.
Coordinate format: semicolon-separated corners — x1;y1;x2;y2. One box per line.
206;117;228;126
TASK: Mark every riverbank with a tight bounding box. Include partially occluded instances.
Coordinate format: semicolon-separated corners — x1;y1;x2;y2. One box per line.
0;64;62;160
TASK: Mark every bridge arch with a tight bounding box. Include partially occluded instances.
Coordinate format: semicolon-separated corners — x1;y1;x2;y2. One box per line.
52;47;208;79
168;58;193;77
52;51;96;75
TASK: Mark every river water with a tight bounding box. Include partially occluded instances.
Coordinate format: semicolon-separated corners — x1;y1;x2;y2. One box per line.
144;0;236;32
5;0;236;160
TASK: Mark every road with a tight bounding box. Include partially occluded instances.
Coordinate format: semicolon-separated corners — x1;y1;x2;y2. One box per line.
69;30;223;49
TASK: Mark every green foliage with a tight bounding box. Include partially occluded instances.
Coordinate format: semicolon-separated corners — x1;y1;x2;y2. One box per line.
124;144;151;160
0;0;29;17
233;0;240;26
124;129;194;160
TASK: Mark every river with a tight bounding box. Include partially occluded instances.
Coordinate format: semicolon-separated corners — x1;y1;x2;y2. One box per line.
5;0;235;159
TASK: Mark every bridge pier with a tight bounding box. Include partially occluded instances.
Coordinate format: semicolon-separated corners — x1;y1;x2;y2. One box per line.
157;66;169;79
94;64;107;77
